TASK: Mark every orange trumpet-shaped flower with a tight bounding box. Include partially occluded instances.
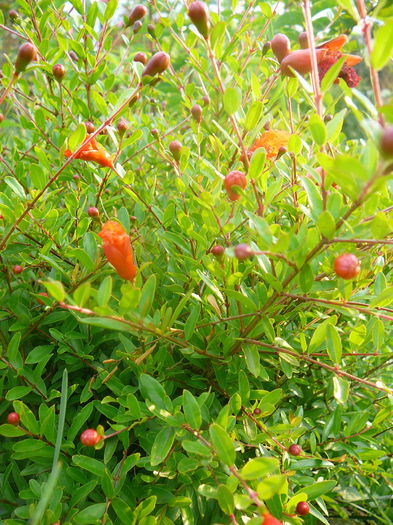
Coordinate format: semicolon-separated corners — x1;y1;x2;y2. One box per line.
99;221;137;281
64;134;114;168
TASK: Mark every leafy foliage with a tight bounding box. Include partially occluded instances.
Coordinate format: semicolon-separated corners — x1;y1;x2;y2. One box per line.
0;0;393;524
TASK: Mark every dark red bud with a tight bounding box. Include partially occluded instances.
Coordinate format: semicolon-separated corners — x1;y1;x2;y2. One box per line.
296;502;310;515
380;127;393;157
262;41;271;56
129;92;140;107
15;42;37;73
202;95;210;106
234;244;253;260
188;1;210;39
253;408;261;415
72;174;79;181
147;24;156;37
211;245;225;257
288;444;302;456
128;4;147;25
142;51;170;77
324;114;333;122
134;52;147;65
12;265;24;274
52;63;65;81
298;31;308;49
169;140;182;161
281;48;326;76
9;10;18;20
270;33;291;62
87;207;99;218
85;121;95;133
117;118;128;135
133;20;143;34
151;128;159;137
191;104;202;123
69;50;78;61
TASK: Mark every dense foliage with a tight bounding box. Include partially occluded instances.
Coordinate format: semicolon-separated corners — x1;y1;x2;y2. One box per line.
0;0;393;524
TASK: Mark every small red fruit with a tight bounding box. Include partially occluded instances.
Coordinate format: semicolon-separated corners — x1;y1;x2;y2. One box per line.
253;408;261;415
202;95;210;106
142;52;170;77
9;9;18;20
334;253;360;280
15;42;37;73
52;63;65;81
234;244;253;260
188;1;210;39
288;444;302;456
128;4;147;26
270;33;291;62
85;121;95;133
262;512;282;525
134;52;148;65
72;174;79;181
80;429;102;447
191;104;202;124
7;412;20;425
69;50;78;61
224;170;247;201
12;265;23;274
211;245;225;257
296;501;310;515
380;127;393;157
88;207;99;218
169;140;182;161
133;20;143;34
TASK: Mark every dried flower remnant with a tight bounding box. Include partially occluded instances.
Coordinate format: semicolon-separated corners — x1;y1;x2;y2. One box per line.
64;135;114;168
99;221;137;281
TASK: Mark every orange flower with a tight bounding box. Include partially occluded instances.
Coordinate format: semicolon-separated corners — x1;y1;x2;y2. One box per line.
64;134;114;168
244;130;290;161
317;34;361;88
99;221;137;281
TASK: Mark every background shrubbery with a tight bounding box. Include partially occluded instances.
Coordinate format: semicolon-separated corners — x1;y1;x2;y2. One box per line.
0;0;393;524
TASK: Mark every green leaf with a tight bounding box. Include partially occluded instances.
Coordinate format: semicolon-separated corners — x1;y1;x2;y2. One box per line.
4;177;26;200
371;21;393;70
317;210;336;240
139;374;173;412
104;0;118;20
150;427;176;466
72;455;106;477
217;484;234;515
0;424;26;437
248;148;266;184
139;274;157;317
244;346;260;377
52;368;68;470
333;376;350;404
183;390;202;429
371;285;393;307
209;423;235;466
5;386;32;401
182;439;211;457
326;324;342;364
7;332;22;369
223;87;241;115
68;123;87;152
41;280;66;302
309;114;327;146
97;276;112;307
73;503;106;524
295;480;336;500
245;101;263;130
241;457;279;480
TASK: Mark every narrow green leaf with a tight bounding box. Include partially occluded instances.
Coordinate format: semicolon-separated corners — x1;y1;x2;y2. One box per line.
223;87;241;115
209;423;235;466
150;427;175;466
217;485;234;515
183;390;202;429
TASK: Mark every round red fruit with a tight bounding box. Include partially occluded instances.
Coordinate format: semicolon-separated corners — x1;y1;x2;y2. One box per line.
380;127;393;157
88;207;99;218
52;63;65;80
334;253;360;280
12;265;23;274
7;412;20;425
169;140;182;161
211;245;225;257
288;444;302;456
224;170;247;201
296;501;310;515
80;429;102;447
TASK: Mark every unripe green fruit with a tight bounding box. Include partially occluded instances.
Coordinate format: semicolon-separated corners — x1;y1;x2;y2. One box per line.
188;1;209;39
142;52;170;77
15;42;37;73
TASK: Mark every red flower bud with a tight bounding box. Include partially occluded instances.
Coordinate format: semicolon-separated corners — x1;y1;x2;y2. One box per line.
281;48;327;76
288;443;302;456
188;1;210;39
298;31;308;49
133;20;143;34
211;245;225;257
7;412;20;425
270;33;290;62
142;51;170;77
169;140;182;161
88;207;99;218
15;42;37;73
191;104;202;123
147;24;156;37
234;244;253;260
9;10;18;20
224;171;247;201
69;50;78;62
380;127;393;157
202;95;210;106
134;52;148;65
128;4;147;25
12;265;23;274
52;63;65;81
80;429;102;447
117;118;129;135
334;253;360;280
85;121;95;133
